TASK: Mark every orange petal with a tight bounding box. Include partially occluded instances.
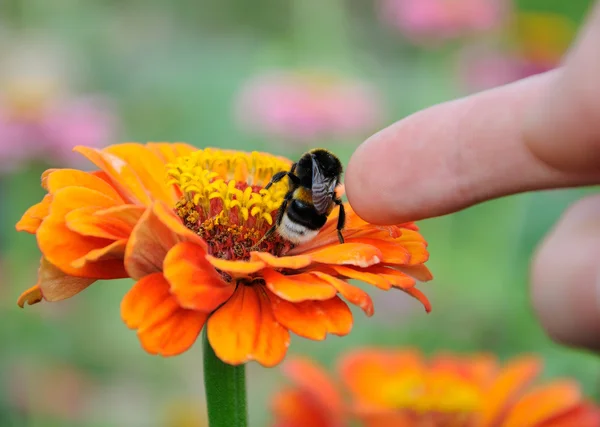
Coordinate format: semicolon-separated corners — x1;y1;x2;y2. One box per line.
65;205;144;240
46;169;124;202
401;287;432;312
312;272;374;316
207;285;290;367
502;380;582;427
250;251;312;270
17;285;43;308
16;194;52;234
74;145;152;205
36;257;96;302
105;143;177;204
345;238;410;265
272;388;334;427
338;349;424;407
361;266;417;289
270;292;352;340
402;241;429;265
480;356;542;427
263;269;337;302
147;142;196;163
121;273;206;356
37;190;126;279
43;186;119;219
307;243;383;267
125;201;205;279
205;255;266;276
71;240;126;269
283;358;345;414
330;265;392;290
539;403;600;427
396;264;434;282
164;241;234;312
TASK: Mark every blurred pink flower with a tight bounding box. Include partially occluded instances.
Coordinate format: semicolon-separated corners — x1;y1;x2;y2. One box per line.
234;70;383;146
458;12;575;92
0;34;118;172
379;0;509;44
458;48;554;92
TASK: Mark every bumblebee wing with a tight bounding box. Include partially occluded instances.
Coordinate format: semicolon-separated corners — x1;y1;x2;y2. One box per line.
312;156;333;214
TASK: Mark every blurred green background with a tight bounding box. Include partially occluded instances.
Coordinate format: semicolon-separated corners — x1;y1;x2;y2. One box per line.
0;0;598;426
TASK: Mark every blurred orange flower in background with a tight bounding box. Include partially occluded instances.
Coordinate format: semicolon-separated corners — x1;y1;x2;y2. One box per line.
17;143;432;367
272;349;600;427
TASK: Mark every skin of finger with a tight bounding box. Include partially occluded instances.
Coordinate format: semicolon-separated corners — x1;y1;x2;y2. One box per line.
530;194;600;351
345;71;600;225
525;1;600;172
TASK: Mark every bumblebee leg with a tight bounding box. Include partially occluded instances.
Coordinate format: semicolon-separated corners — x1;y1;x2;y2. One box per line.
265;163;298;190
264;171;288;190
335;198;346;244
250;191;293;250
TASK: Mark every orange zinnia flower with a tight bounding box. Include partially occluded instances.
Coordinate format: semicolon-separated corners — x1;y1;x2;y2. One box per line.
272;350;600;427
120;147;431;367
16;142;196;307
17;143;432;367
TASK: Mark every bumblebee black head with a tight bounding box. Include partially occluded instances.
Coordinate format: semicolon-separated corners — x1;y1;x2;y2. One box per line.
308;148;343;179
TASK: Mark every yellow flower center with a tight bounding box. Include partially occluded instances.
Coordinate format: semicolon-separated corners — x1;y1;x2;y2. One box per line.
383;372;482;425
166;148;294;260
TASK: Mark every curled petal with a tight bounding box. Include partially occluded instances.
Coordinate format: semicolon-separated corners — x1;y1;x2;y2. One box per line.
164;241;234;312
17;285;43;308
37;188;126;278
125;201;205;279
46;169;124;202
65;205;144;240
207;285;290;367
502;380;582;427
307;243;383;268
263;269;337;302
36;257;96;302
329;265;392;290
16;194;52;234
360;266;416;289
401;287;432;313
250;251;312;270
312;272;374;316
71;240;126;269
270;292;352;340
121;273;206;356
205;255;265;276
397;264;434;282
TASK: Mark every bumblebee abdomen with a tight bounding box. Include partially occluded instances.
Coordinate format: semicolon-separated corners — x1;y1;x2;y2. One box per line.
287;199;327;230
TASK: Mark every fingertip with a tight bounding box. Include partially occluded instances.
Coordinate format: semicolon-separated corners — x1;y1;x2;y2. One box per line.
530;195;600;352
345;132;403;225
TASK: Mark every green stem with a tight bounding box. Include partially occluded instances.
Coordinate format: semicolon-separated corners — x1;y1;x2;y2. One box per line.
202;330;248;427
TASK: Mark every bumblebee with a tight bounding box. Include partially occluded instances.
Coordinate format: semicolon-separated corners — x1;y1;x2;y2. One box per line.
263;148;346;245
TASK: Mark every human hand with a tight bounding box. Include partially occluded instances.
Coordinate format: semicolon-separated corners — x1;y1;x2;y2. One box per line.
345;2;600;351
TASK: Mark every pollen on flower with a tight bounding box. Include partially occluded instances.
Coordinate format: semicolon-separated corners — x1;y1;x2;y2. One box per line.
167;148;294;260
383;373;482;422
